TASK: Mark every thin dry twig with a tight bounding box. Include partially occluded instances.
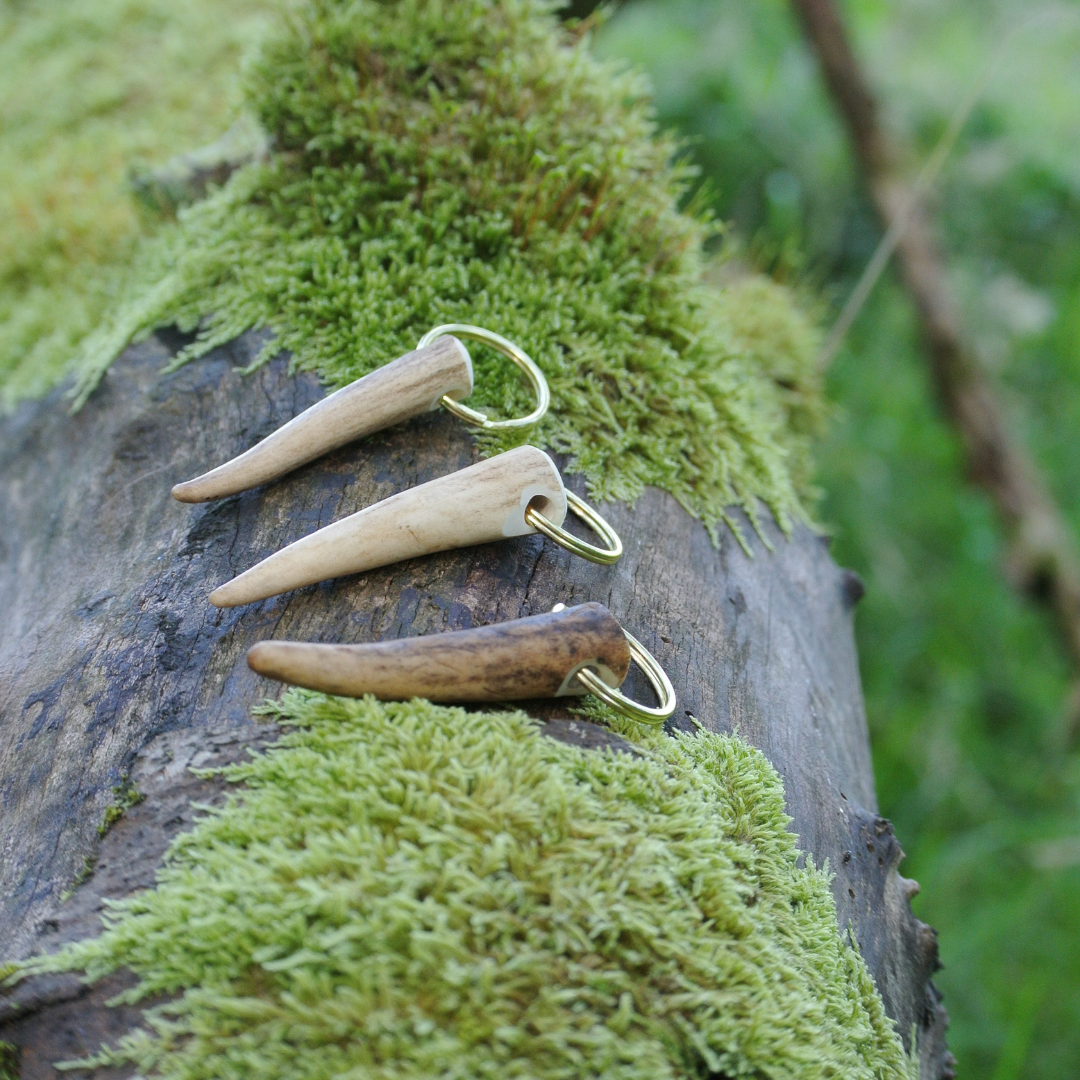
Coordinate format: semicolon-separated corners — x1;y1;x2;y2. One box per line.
790;0;1080;735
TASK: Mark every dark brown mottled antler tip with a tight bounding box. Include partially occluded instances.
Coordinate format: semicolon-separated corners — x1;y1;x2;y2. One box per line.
247;602;630;703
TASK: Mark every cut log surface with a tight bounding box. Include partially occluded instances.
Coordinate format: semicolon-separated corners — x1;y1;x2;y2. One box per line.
0;329;950;1078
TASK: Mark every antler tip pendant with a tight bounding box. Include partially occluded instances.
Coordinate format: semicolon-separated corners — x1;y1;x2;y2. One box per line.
247;602;630;702
246;602;678;725
207;445;569;607
173;325;665;719
171;336;474;503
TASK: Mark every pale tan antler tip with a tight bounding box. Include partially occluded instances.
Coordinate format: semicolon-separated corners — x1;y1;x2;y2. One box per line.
171;479;206;503
208;581;239;608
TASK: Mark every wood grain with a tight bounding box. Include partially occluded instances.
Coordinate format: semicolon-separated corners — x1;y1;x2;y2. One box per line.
210;445;567;607
247;602;631;701
171;335;473;502
0;330;949;1076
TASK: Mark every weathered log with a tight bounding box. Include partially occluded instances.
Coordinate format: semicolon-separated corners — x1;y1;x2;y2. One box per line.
0;329;950;1077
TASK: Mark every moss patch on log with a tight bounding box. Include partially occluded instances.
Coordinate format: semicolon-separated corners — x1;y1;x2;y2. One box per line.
0;1040;18;1080
24;694;913;1079
1;0;824;538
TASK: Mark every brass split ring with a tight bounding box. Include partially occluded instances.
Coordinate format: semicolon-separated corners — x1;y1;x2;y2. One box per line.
547;602;676;725
525;491;623;565
577;631;677;725
418;324;550;431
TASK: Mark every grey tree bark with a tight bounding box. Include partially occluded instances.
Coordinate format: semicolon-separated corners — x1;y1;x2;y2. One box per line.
0;330;951;1077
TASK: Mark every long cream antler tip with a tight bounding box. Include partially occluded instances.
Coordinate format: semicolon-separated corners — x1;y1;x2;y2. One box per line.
171;478;207;503
208;581;239;608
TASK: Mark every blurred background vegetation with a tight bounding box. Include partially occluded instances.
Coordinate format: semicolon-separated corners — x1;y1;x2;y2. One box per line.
590;0;1080;1076
0;0;273;406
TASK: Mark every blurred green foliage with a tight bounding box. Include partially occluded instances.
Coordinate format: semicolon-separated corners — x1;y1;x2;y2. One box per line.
0;0;275;408
596;0;1080;1077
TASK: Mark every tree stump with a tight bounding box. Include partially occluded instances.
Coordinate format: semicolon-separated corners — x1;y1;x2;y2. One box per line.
0;329;952;1077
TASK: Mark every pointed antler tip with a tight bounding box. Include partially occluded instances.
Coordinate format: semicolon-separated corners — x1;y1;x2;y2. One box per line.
246;640;279;673
207;584;235;608
171;479;203;503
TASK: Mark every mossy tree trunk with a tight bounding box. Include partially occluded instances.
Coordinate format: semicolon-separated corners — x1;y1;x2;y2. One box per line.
0;330;950;1077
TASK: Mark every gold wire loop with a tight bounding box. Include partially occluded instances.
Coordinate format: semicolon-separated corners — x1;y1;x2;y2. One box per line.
575;631;677;726
524;491;623;565
417;324;550;431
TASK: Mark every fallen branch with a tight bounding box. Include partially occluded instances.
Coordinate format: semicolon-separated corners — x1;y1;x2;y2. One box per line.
790;0;1080;734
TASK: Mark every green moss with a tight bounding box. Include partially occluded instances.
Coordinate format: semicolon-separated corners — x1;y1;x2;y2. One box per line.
0;1040;19;1080
0;0;276;407
98;779;145;838
58;854;97;903
12;0;816;539
719;274;828;506
25;694;912;1079
1;0;826;536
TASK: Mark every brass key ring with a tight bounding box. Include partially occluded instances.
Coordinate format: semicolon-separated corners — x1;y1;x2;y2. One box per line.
525;491;623;565
417;324;550;430
575;630;677;725
541;603;675;725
